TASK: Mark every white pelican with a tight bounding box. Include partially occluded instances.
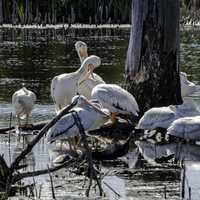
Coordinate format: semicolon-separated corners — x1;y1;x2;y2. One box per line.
180;72;198;97
75;41;105;99
74;41;88;63
47;95;110;144
78;74;105;99
137;106;176;130
51;55;101;112
12;87;36;127
137;97;200;130
91;84;139;123
74;41;104;82
167;116;200;141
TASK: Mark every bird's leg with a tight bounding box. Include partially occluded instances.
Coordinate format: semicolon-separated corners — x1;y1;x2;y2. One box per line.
25;114;33;129
17;115;21;128
111;112;118;124
25;114;29;127
68;139;74;152
79;64;95;85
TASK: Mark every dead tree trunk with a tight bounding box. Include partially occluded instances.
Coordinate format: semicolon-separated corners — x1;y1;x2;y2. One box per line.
0;0;3;25
125;0;182;115
12;0;17;24
192;0;200;9
25;0;30;24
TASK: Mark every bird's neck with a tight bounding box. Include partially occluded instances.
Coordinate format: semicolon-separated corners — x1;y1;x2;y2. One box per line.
22;87;29;95
77;62;89;78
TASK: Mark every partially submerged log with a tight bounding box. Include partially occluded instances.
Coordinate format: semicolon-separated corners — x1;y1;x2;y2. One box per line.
0;102;77;194
0;120;49;135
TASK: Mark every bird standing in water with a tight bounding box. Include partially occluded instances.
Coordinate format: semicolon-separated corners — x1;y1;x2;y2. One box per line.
51;55;101;112
91;84;139;123
12;87;36;128
47;95;110;150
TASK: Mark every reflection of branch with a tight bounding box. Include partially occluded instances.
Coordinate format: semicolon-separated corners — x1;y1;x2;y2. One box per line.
72;112;103;197
10;101;77;174
13;158;77;183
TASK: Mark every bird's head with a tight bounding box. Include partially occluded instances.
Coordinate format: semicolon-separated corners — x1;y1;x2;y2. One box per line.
71;95;88;107
85;55;101;72
71;94;110;117
78;55;101;84
75;41;88;63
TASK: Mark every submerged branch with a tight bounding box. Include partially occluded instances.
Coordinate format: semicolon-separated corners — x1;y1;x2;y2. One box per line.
9;102;77;174
13;158;77;183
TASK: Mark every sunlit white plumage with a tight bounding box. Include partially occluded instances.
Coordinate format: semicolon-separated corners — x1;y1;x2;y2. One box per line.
180;72;198;97
51;55;101;112
167;116;200;141
12;87;36;126
138;106;176;130
78;74;105;99
91;84;139;121
76;41;105;99
47;95;110;143
138;97;200;130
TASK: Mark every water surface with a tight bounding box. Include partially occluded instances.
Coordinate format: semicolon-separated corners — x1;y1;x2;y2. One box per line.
0;27;199;199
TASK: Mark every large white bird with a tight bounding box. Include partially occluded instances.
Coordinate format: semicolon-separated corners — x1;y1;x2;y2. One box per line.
47;95;110;144
12;87;36;127
180;72;198;97
74;41;88;63
91;84;139;123
75;41;105;99
167;116;200;141
75;41;104;84
51;55;101;112
138;97;200;130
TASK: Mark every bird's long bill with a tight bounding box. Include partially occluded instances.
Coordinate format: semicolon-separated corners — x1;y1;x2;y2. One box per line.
78;65;94;85
79;48;88;61
84;98;110;117
88;64;95;79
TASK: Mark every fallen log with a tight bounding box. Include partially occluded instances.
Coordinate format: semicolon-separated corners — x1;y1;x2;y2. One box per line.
0;120;49;134
0;102;77;194
0;126;15;134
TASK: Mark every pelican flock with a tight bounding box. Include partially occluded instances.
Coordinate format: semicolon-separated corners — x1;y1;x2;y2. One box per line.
51;55;101;112
9;40;200;168
48;41;200;147
47;95;110;144
138;97;200;130
12;87;36;127
51;41;104;112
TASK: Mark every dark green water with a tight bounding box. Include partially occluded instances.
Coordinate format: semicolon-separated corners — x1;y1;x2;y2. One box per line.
0;27;200;199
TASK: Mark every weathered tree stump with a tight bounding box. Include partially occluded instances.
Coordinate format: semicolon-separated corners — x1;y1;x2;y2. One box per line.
125;0;182;115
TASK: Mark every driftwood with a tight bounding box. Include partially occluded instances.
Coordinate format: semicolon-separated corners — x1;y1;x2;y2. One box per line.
0;101;138;197
0;120;144;143
0;120;49;134
0;102;77;194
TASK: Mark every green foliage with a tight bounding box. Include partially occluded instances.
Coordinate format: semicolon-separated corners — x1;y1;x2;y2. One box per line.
1;0;132;24
16;0;24;23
